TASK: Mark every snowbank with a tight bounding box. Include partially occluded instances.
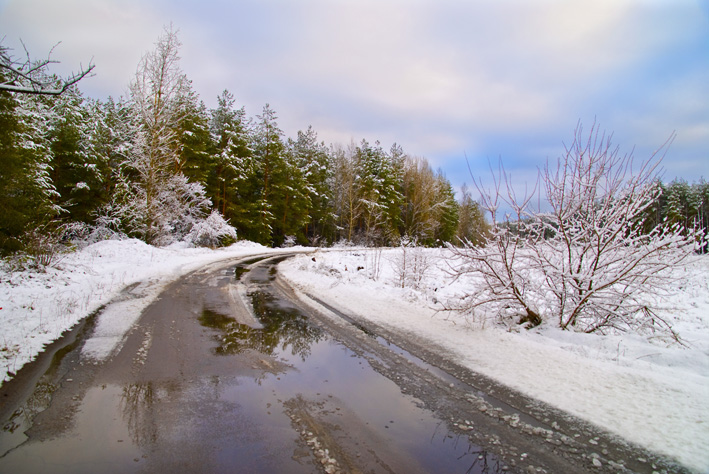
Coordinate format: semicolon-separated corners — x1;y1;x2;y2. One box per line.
0;239;275;381
279;248;709;473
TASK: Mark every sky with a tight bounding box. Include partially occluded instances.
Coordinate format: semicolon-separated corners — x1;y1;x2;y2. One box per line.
1;0;708;196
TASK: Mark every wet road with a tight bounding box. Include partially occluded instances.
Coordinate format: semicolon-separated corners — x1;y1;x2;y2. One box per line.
0;254;685;473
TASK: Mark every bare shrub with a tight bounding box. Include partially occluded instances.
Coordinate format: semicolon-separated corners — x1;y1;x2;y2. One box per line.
448;123;700;337
21;223;70;269
391;236;435;289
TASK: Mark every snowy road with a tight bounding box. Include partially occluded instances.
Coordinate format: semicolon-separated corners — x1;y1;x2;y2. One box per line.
0;253;689;473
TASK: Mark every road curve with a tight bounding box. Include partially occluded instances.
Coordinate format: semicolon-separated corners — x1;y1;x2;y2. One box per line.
0;253;685;474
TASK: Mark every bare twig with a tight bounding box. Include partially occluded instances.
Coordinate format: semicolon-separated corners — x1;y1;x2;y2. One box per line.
0;40;95;95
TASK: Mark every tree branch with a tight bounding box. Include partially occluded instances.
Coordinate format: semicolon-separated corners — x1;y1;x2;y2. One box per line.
0;40;95;95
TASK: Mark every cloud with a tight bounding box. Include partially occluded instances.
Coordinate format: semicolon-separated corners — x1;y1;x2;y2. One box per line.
1;0;706;184
0;0;166;99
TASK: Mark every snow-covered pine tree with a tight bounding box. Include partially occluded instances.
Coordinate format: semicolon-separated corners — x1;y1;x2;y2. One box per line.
208;90;263;242
665;179;695;233
288;126;335;245
0;70;56;254
47;86;115;224
432;170;459;244
252;103;286;245
175;82;212;186
354;140;402;245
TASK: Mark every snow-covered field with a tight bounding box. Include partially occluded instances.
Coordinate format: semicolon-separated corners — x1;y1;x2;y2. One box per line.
278;247;709;473
1;240;708;472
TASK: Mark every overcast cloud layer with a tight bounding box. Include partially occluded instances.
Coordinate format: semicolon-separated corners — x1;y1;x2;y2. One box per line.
2;0;707;193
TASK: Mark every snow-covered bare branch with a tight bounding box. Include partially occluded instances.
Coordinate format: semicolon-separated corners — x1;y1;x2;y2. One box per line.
0;41;94;96
448;122;700;337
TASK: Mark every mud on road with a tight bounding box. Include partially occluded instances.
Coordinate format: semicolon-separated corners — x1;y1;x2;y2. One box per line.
0;253;686;474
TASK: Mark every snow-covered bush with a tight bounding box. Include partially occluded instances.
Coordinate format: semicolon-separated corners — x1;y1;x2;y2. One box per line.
391;236;435;289
449;123;699;337
282;235;297;248
185;210;237;248
87;203;127;243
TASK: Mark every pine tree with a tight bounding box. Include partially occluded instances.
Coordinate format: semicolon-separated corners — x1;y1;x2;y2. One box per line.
0;74;49;253
665;179;697;233
252;103;286;245
432;170;459;244
175;82;212;185
284;126;334;245
47;87;113;224
354;140;402;244
208;90;260;241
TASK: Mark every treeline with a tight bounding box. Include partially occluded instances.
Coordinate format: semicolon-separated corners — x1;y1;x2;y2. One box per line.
0;28;486;256
643;179;709;240
3;28;703;259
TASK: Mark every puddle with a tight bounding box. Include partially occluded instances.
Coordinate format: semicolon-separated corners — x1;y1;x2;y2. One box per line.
0;310;99;456
234;265;249;281
0;385;144;474
194;260;505;473
269;338;502;473
200;291;325;360
309;294;548;431
233;255;272;281
199;308;236;330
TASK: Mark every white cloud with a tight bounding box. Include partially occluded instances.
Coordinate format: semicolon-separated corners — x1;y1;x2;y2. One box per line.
1;0;706;182
0;0;165;98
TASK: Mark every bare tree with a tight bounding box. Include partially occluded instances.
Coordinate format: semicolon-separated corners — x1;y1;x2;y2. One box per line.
0;41;94;95
330;142;362;242
119;25;209;245
448;123;699;337
401;156;441;242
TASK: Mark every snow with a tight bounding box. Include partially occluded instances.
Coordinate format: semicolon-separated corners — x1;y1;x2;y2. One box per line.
0;239;276;376
278;247;709;473
1;240;708;472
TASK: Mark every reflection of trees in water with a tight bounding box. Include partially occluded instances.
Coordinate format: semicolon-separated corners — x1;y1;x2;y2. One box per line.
4;340;80;436
459;448;502;474
120;378;230;451
432;423;503;474
208;291;324;361
2;379;57;435
120;382;159;448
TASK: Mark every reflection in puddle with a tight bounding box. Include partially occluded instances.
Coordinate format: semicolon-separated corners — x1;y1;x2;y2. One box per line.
234;265;250;281
200;291;324;361
233;256;271;281
120;382;159;448
199;260;505;472
2;380;56;436
0;385;144;474
0;314;96;456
